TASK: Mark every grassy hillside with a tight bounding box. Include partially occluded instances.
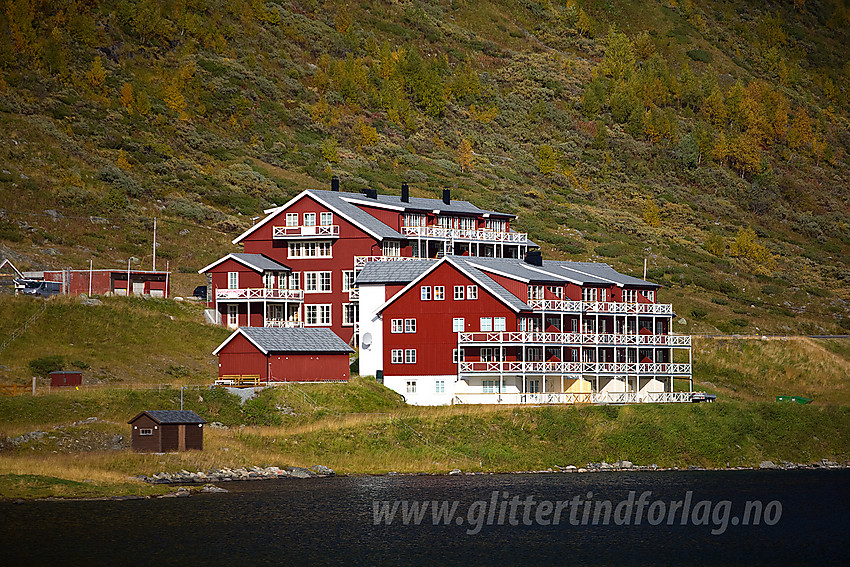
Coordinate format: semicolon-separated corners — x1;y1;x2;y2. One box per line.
0;0;847;337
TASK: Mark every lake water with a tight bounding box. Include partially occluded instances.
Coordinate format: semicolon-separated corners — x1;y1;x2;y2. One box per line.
1;470;847;566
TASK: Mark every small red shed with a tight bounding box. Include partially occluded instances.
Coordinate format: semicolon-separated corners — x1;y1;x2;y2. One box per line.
128;410;206;452
49;370;82;388
213;327;354;383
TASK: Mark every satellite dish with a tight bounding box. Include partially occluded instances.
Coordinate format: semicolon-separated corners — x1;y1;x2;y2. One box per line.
362;332;372;349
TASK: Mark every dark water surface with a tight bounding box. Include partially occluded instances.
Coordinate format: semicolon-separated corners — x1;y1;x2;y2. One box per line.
1;470;847;566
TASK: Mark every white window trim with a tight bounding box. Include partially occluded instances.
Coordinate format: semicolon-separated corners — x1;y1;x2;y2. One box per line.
405;318;416;333
342;271;355;292
404;349;416;364
286;212;299;227
342;302;358;327
303;212;316;226
391;349;404;364
453;318;465;333
320;212;333;226
139;428;153;436
467;285;478;300
420;286;431;301
228;272;239;290
305;304;332;326
480;317;493;332
454;285;464;300
494;317;506;332
434;286;445;301
435;380;445;393
406;380;417;393
391;319;404;333
304;271;332;293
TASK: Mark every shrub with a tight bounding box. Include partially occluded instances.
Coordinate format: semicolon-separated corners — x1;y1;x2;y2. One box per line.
595;243;629;257
729;318;749;327
686;49;712;63
29;355;65;377
712;298;729;305
691;308;707;318
70;359;90;369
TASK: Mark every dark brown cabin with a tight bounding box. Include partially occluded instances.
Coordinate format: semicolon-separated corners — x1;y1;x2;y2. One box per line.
128;410;206;452
50;370;82;388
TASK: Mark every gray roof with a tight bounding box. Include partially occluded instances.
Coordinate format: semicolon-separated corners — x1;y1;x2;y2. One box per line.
355;259;437;285
131;410;207;424
322;188;515;218
556;261;660;288
238;327;354;354
451;258;530;311
308;190;404;239
230;253;290;272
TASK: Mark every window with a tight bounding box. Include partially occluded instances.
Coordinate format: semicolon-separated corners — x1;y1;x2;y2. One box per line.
600;288;608;302
623;290;636;303
454;286;465;300
342;303;358;326
528;285;544;300
483;380;500;393
342;271;355;292
303;212;316;226
304;271;332;292
494;317;506;332
547;286;564;299
434;286;445;300
286;213;299;227
467;285;478;300
582;287;599;302
227;305;238;328
383;240;400;257
391;349;404;364
646;290;655;302
481;348;502;362
228;272;239;289
288;241;333;258
485;219;507;232
405;349;416;364
404;213;427;227
453;348;465;363
453;318;465;332
405;319;416;333
288;272;300;290
420;286;431;301
139;428;153;436
406;381;417;394
305;304;331;326
391;319;404;333
435;380;445;393
480;317;493;332
320;212;333;226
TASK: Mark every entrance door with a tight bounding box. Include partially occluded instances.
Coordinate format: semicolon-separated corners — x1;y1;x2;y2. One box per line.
133;281;145;296
178;425;186;451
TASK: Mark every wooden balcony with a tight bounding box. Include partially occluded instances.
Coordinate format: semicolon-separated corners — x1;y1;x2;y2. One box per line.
400;225;528;243
452;391;699;405
457;332;691;347
215;288;304;301
458;361;691;375
272;225;339;238
525;299;674;315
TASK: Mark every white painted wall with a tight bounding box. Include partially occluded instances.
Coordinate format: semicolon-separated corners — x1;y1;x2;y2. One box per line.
358;284;385;378
384;374;456;406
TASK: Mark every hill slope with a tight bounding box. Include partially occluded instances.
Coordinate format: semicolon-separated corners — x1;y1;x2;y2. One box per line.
0;0;848;339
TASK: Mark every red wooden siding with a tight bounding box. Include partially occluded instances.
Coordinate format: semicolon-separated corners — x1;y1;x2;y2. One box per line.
381;262;518;376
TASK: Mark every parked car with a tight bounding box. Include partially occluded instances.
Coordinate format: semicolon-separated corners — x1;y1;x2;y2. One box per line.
16;279;62;298
192;285;208;300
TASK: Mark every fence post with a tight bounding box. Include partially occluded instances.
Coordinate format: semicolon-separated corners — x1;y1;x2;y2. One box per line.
32;376;36;396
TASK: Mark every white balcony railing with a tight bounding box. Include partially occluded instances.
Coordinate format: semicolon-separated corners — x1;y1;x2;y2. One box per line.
458;361;691;375
347;287;359;300
273;225;339;238
452;391;701;405
401;226;528;243
354;255;427;268
527;299;583;312
457;332;691;347
264;320;304;328
583;301;674;315
216;288;304;301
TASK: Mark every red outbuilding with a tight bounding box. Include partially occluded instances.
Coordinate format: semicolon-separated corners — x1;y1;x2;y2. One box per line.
213;326;354;383
49;370;82;388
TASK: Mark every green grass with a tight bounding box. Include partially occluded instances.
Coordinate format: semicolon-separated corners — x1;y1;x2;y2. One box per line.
0;474;170;500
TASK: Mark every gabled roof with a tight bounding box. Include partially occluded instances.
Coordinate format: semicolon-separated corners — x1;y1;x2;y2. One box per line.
198;253;290;274
232;188;521;245
559;261;660;288
375;257;530;315
128;410;207;425
355;259;438;285
213;327;355;356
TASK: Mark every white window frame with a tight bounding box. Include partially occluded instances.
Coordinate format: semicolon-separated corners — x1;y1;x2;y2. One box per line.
288;272;300;290
342;271;355;292
454;285;465;300
494;317;506;332
383;240;400;257
406;380;416;393
304;271;332;293
391;319;404;333
420;286;431;301
286;212;299;227
480;317;493;332
405;319;416;333
435;380;445;393
139;428;153;436
483;380;500;393
227;304;238;328
453;348;465;363
320;212;333;226
528;285;544;300
342;302;358;327
467;285;478;300
228;272;239;289
434;286;445;301
305;304;332;326
391;349;404;364
646;290;655;302
582;287;598;302
303;212;316;226
405;349;416;364
453;318;465;333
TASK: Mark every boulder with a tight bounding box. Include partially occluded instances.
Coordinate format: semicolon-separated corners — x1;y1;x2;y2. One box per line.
310;465;335;476
759;460;779;470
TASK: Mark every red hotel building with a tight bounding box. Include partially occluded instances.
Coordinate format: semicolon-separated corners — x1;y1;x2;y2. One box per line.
200;181;534;343
356;255;693;405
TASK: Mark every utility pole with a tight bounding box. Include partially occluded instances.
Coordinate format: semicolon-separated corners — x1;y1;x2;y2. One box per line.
152;217;157;271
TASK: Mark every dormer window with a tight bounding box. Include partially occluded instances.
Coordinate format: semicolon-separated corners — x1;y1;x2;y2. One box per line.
486;219;507;232
383;241;400;257
582;288;598;302
303;213;316;226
